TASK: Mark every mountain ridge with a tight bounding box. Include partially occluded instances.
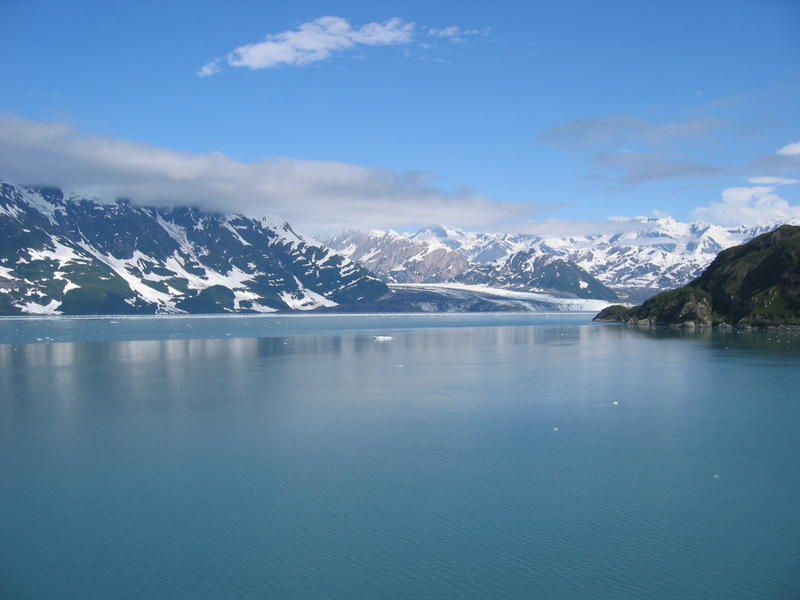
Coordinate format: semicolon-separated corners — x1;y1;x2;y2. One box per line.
0;181;387;315
2;177;793;316
326;218;783;302
326;228;620;300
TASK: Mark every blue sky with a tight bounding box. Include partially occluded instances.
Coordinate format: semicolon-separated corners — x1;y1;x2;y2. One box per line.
0;0;798;233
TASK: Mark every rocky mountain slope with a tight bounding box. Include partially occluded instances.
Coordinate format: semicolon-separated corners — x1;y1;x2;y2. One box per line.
324;229;470;283
0;181;387;315
455;250;619;301
327;227;619;300
327;220;779;302
594;225;800;327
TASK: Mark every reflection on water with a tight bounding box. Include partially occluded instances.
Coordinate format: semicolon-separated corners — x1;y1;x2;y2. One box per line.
0;323;607;368
0;312;596;345
1;321;799;600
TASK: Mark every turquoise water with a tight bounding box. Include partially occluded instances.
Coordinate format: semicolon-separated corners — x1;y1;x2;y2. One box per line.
1;314;798;599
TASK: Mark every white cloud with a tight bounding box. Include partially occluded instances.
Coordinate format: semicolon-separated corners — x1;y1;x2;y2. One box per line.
777;141;800;156
203;16;414;74
0;115;555;233
428;25;461;38
747;176;798;185
198;17;492;75
425;26;486;41
693;185;800;226
197;59;221;78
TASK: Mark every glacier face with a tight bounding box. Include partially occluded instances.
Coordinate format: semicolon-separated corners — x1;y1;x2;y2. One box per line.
327;219;783;302
327;227;620;301
0;181;387;315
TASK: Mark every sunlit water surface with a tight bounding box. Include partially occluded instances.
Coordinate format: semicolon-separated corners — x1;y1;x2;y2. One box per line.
1;313;798;599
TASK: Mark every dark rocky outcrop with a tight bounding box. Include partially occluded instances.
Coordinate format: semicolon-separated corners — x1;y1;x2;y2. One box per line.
593;225;800;328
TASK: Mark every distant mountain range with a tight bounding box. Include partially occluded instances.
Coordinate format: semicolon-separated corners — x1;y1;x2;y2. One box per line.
326;220;781;303
0;181;386;315
0;178;792;316
325;228;619;301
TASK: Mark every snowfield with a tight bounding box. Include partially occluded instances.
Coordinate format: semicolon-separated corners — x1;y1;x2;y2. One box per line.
389;283;618;313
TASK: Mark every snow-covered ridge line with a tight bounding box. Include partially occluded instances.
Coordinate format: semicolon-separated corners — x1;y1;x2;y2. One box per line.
0;180;387;315
327;218;793;301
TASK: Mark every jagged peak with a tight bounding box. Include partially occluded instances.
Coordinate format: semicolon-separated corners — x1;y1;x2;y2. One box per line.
0;178;388;315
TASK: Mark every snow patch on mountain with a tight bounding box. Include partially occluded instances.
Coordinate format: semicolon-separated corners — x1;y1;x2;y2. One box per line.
0;179;387;315
327;217;790;301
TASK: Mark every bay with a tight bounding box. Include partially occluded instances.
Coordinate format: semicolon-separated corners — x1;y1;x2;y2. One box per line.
1;314;798;599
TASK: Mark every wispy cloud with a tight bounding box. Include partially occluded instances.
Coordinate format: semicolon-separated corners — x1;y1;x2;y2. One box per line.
197;60;221;77
747;176;798;185
591;151;725;185
745;141;800;176
424;25;488;42
198;16;488;76
538;114;728;189
0;115;557;232
199;16;414;76
537;115;723;149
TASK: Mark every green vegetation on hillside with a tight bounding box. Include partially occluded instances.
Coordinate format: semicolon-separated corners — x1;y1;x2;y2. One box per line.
594;225;800;328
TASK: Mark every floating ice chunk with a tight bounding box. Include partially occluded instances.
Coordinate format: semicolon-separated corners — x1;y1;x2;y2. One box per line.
374;335;394;341
612;400;619;405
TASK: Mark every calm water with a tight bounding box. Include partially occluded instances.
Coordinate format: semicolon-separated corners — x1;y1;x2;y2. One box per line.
1;314;798;599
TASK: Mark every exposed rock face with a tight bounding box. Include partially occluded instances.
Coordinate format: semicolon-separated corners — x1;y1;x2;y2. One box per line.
456;250;619;301
325;229;471;283
592;305;631;322
0;181;387;315
327;229;619;300
593;225;800;328
327;219;781;302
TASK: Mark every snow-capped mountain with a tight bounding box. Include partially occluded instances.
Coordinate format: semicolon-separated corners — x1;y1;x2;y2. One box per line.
2;176;788;316
456;250;620;301
327;219;784;302
327;227;618;300
0;181;387;315
325;229;470;283
529;218;779;301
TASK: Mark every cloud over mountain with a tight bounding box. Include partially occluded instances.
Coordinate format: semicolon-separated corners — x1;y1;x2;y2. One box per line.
694;171;800;226
0;115;555;232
